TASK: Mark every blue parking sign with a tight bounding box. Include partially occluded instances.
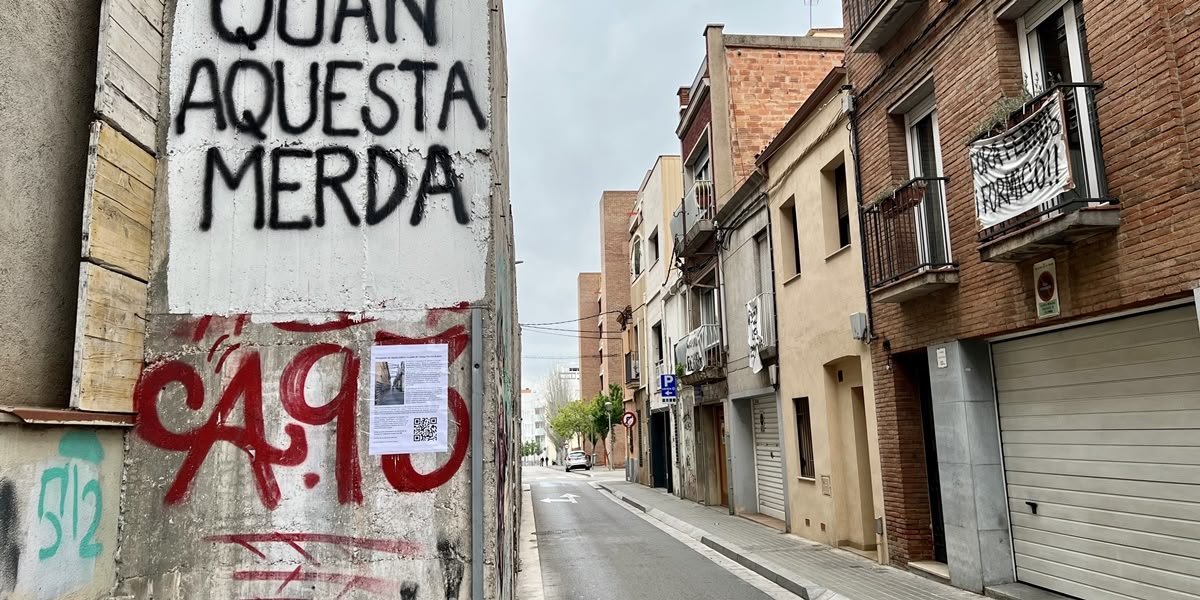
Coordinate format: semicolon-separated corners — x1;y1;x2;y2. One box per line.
660;374;678;399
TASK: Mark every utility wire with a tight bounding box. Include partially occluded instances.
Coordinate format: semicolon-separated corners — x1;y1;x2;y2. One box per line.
520;329;623;341
520;311;626;327
522;324;622;334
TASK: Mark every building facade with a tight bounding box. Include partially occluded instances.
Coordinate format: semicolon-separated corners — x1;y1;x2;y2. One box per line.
846;0;1200;597
624;156;685;489
576;191;637;468
672;25;843;509
757;68;887;559
521;388;548;463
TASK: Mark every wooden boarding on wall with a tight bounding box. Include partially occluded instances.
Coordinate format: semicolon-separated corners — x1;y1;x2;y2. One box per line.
94;0;164;150
82;121;155;281
71;263;148;413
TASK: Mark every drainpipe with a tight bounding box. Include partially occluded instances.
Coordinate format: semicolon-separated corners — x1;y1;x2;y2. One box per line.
847;86;877;343
470;308;484;600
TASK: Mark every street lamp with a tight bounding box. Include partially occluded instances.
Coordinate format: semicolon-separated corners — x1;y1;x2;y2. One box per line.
604;400;613;471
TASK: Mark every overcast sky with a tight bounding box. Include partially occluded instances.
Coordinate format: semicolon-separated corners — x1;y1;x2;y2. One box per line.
507;1;844;388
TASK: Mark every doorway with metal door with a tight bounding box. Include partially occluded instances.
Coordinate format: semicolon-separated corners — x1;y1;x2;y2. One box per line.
897;351;947;563
650;410;673;491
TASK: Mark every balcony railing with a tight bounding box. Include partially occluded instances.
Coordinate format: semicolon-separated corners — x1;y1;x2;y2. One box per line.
674;324;722;376
653;360;666;393
625;353;640;385
669;180;716;255
863;177;954;290
974;83;1114;249
845;0;923;52
747;292;777;367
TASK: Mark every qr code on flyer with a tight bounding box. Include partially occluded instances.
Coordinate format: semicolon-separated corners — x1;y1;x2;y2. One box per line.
413;417;438;442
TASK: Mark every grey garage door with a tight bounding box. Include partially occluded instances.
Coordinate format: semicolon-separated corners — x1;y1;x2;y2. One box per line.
752;396;786;521
993;306;1200;600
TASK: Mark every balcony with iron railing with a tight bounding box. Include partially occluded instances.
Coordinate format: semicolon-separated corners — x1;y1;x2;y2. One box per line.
669;180;717;258
845;0;923;53
653;360;667;394
973;83;1117;263
624;353;640;388
747;292;778;366
673;324;724;385
863;177;959;303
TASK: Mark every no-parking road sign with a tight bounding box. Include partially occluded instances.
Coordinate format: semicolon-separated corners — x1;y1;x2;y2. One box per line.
621;411;637;428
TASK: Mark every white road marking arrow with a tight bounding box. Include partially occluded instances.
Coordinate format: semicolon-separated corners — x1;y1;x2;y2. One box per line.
540;494;580;504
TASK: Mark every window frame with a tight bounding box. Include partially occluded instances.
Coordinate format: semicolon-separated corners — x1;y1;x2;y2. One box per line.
1016;0;1103;199
794;397;816;480
631;235;643;277
648;229;661;265
834;163;851;250
903;96;951;266
778;196;802;279
753;231;771;296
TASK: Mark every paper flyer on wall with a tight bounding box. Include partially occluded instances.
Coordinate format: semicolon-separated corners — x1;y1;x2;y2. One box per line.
369;343;450;455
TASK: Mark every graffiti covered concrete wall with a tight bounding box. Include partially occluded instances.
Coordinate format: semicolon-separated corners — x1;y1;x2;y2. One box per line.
0;428;122;600
114;0;514;598
118;312;477;599
166;0;493;314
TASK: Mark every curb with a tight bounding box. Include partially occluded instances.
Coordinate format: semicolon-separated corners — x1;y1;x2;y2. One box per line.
598;483;850;600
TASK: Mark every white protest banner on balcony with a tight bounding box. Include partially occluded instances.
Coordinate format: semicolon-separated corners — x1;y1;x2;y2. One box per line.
747;296;764;374
970;91;1075;230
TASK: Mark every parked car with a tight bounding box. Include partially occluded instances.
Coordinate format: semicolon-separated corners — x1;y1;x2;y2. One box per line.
564;450;591;472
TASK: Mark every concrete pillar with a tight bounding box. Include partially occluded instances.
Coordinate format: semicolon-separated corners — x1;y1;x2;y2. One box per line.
927;341;1015;593
727;397;757;515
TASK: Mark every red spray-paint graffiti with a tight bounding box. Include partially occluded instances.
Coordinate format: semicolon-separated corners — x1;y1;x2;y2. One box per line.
209;532;421;599
135;313;471;508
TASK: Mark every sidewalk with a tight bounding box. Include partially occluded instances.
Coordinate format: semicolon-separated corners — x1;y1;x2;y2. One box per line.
598;481;982;600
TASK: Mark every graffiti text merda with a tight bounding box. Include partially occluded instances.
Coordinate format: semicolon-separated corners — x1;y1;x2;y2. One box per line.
175;0;485;230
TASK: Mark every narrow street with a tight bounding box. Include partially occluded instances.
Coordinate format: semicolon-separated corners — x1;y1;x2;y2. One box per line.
522;466;790;600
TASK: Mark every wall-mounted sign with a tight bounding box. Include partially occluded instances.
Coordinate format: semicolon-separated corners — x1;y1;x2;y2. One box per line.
1034;259;1061;319
660;374;678;401
936;347;948;369
621;411;638;429
971;91;1074;230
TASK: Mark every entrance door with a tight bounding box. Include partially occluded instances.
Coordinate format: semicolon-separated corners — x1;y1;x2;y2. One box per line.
850;387;877;550
899;352;947;563
752;396;786;520
994;307;1200;600
715;406;729;507
650;412;672;490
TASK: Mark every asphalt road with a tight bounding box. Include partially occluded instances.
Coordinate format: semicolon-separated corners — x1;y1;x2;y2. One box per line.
528;468;774;600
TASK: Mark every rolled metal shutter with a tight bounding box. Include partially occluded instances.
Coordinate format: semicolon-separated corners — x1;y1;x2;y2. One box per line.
752;396;786;520
994;307;1200;600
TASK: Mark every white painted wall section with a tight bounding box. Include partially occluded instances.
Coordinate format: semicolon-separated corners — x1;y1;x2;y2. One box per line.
166;0;493;314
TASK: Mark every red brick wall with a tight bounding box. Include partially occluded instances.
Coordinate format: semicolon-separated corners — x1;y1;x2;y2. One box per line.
577;272;602;408
847;0;1200;567
725;45;843;185
598;191;636;466
681;93;712;165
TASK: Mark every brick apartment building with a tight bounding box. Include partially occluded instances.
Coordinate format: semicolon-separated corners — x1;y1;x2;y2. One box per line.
672;25;843;508
845;0;1200;597
575;191;637;467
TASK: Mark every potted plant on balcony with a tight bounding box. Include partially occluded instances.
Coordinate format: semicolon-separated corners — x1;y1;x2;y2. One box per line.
968;89;1036;143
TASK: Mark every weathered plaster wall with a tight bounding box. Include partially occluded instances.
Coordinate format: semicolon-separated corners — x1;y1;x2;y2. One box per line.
118;314;477;599
765;85;886;559
115;0;514;598
0;0;101;407
0;427;123;600
164;0;493;314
